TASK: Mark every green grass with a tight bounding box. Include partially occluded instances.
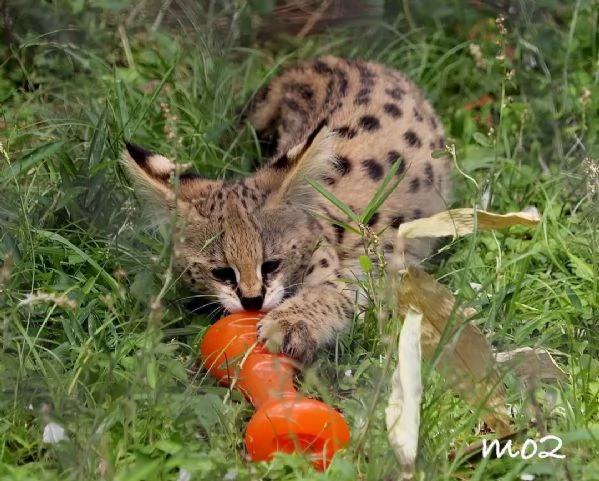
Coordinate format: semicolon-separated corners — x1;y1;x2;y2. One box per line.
1;1;599;480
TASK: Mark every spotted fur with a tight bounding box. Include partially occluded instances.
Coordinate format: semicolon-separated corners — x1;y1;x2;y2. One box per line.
121;56;452;364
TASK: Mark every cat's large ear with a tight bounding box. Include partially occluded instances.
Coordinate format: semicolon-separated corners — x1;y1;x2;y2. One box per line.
121;143;215;216
265;121;337;211
121;143;178;205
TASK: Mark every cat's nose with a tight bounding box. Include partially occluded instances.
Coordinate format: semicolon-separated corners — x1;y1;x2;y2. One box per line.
240;296;264;311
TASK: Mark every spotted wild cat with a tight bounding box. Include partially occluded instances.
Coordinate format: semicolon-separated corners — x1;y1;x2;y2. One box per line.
121;56;452;364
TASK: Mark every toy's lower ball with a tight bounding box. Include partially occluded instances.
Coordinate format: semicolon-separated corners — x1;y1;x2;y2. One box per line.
245;397;351;471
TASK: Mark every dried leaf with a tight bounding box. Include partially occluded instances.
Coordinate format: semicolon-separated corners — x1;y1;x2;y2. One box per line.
396;207;540;240
494;347;567;384
42;421;68;444
397;266;511;435
385;308;423;479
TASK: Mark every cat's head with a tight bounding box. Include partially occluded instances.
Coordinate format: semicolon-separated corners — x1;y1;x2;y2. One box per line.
120;124;335;312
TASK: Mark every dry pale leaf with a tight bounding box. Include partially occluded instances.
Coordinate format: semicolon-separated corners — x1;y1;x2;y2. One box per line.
494;347;567;384
397;266;512;435
42;421;67;444
385;307;423;480
396;207;541;240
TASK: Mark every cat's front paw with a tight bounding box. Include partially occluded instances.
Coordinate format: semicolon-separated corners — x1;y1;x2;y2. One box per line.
256;309;318;365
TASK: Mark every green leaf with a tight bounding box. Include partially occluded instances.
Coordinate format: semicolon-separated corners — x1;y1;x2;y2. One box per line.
359;255;372;273
1;142;64;185
250;0;275;15
431;148;447;159
130;271;158;303
472;132;492;147
306;178;361;224
34;229;121;296
568;253;593;280
115;459;161;481
147;357;158;389
360;158;402;225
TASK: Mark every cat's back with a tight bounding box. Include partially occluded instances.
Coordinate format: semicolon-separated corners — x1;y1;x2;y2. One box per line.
244;55;453;263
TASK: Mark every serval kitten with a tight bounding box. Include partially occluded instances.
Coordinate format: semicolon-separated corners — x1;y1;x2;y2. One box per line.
121;56;452;364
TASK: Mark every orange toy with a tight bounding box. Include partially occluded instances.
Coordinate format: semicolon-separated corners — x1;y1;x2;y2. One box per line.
199;311;351;470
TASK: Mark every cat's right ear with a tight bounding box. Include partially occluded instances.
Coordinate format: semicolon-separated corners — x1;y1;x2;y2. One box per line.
120;142;180;214
264;121;337;212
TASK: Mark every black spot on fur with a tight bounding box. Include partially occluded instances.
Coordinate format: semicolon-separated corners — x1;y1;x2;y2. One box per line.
424;162;434;186
306;118;328;147
362;158;384;181
383;67;405;84
404;130;423;148
239;84;271;122
357;63;377;88
306;265;315;276
179;171;202;182
413;107;424;122
324;176;337;186
314;60;333;75
385;87;405;100
323;79;335;107
254;84;270;103
331;101;343;113
334;125;357;139
437;137;446;149
354;88;371;105
335;156;352;176
367;212;380;227
280;117;294;133
288;82;314;101
283;97;306;117
272;154;291;169
383;242;394;252
429;141;436;150
386;150;406;177
413;209;422;219
125;142;153;167
409;177;420;193
334;68;349;96
332;223;345;244
429;116;438;129
390;215;405;228
359;115;381;132
319;258;330;268
384;103;402;118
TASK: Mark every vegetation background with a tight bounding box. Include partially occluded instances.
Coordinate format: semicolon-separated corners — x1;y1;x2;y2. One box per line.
1;0;598;480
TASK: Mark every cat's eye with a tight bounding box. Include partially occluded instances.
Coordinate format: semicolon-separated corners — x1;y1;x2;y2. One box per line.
211;267;237;284
261;260;281;277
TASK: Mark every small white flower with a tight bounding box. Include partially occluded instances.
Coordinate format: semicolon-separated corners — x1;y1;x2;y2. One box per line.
469;282;482;292
522;206;540;216
344;369;352;377
223;470;238;481
42;422;67;444
481;188;491;210
177;469;192;481
520;474;535;481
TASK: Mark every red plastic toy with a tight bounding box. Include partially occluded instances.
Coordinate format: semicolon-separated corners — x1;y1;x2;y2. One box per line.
199;311;351;470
